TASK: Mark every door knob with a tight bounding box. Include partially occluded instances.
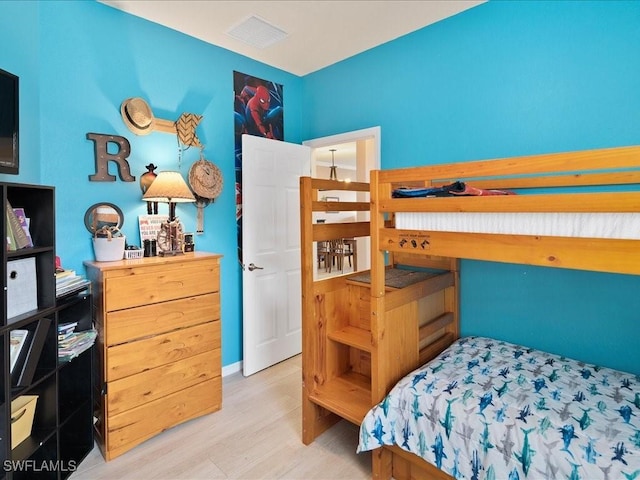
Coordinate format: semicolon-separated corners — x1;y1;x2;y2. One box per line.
248;263;264;271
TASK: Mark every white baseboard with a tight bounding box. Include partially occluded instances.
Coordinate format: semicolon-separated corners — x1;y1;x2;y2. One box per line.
222;360;242;377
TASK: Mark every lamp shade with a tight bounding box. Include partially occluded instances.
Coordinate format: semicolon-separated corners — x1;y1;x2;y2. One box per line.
142;171;195;203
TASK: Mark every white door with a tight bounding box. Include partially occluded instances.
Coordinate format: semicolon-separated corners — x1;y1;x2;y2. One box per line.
242;135;310;376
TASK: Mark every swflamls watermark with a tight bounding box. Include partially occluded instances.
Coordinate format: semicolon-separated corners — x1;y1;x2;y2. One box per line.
3;459;77;472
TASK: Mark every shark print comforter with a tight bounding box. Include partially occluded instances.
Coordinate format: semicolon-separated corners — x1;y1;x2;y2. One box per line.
358;336;640;480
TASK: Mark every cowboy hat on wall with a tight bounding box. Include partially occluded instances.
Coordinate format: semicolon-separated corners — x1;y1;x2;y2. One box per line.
120;97;156;135
120;97;185;136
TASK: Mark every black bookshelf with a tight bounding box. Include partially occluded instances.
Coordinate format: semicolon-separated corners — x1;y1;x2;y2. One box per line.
2;183;93;480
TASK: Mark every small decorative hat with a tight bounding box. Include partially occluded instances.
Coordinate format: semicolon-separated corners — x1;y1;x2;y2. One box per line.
120;97;155;136
189;157;223;200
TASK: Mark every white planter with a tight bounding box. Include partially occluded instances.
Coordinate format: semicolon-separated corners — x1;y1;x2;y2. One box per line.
93;236;126;262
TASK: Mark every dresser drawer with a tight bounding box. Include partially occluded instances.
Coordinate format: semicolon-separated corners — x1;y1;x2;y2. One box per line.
107;349;220;416
107;377;221;456
104;260;219;311
105;293;220;346
107;321;220;382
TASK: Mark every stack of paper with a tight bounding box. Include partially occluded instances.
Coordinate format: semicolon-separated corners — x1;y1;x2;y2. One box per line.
56;272;91;298
58;329;97;363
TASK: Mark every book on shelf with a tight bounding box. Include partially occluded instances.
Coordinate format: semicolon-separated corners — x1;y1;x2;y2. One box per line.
55;269;76;280
58;321;78;341
58;321;77;333
6;207;17;251
58;328;97;363
12;207;34;248
10;329;29;373
56;273;83;286
56;276;91;298
58;332;74;342
5;201;31;250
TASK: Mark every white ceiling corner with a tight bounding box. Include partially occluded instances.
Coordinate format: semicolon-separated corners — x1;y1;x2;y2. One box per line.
99;0;485;76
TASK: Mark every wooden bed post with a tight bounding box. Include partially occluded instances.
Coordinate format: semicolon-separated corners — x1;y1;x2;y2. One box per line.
372;447;393;480
446;258;460;341
369;168;389;401
300;177;339;444
369;170;394;480
300;176;316;444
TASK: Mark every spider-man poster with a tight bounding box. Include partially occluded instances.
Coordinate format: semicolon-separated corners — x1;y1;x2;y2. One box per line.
233;71;284;262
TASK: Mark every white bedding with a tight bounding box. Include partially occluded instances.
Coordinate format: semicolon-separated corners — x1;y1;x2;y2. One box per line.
395;212;640;240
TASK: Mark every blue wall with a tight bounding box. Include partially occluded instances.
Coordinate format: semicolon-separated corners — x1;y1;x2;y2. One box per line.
0;1;41;184
0;0;303;368
303;0;640;374
1;0;639;374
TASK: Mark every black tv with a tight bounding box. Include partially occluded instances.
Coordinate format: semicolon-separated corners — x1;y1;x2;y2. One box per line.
0;68;19;174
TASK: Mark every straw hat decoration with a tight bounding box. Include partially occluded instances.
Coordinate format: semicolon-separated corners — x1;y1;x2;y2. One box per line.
120;97;155;136
120;96;219;233
120;97;184;136
189;154;223;234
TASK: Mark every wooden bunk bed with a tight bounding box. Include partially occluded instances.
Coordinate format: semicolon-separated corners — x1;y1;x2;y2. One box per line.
300;177;459;446
361;145;640;480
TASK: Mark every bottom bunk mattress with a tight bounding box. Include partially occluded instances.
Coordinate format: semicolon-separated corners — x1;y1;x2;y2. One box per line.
358;336;640;480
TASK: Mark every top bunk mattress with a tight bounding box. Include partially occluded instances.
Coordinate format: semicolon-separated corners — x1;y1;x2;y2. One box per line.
358;336;640;480
395;212;640;240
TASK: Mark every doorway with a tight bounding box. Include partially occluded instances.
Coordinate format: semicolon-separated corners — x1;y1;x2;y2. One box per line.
303;126;380;279
241;127;380;376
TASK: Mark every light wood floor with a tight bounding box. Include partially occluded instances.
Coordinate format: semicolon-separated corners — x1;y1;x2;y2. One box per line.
71;355;371;479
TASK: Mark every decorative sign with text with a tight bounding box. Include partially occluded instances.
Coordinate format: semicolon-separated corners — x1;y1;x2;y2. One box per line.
138;215;168;242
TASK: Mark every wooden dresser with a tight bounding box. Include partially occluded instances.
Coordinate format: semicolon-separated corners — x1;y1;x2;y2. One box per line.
84;252;222;460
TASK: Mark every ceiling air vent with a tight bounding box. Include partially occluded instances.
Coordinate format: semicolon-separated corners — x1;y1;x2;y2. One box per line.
226;15;288;49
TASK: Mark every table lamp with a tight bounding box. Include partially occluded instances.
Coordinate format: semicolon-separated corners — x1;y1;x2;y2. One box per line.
142;171;195;255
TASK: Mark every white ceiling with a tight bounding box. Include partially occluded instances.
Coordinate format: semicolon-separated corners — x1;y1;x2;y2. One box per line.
100;0;484;76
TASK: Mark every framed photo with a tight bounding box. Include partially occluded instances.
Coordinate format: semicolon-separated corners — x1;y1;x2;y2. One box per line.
11;318;51;387
10;329;29;373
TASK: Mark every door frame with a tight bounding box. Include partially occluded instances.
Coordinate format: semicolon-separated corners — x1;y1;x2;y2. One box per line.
303;126;381;180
